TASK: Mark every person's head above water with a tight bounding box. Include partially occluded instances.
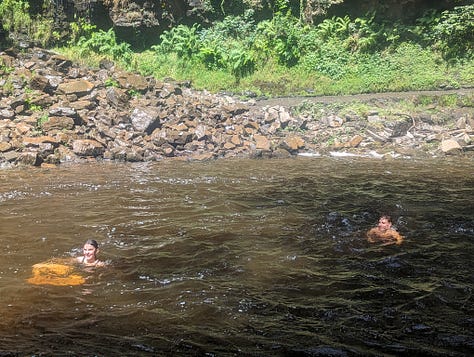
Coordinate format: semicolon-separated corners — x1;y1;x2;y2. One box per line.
377;215;393;233
78;239;104;266
367;215;403;245
84;239;99;249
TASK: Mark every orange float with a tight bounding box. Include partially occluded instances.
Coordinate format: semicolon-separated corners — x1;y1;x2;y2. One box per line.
27;261;86;286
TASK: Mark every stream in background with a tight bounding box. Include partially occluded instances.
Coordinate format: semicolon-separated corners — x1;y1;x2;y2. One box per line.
0;156;473;356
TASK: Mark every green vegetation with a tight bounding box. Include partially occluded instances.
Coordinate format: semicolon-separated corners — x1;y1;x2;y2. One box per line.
75;27;133;63
1;1;473;97
0;65;13;76
36;113;49;129
104;78;120;88
0;0;58;46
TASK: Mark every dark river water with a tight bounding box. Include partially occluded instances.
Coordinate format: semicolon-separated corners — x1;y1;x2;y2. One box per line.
0;157;473;356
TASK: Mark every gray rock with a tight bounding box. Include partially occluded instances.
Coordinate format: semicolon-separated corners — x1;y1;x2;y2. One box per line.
130;107;161;134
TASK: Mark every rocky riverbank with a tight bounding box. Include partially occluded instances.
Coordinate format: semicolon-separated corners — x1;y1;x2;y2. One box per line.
1;47;473;168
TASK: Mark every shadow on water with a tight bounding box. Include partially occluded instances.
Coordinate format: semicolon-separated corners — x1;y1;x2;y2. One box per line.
0;157;473;355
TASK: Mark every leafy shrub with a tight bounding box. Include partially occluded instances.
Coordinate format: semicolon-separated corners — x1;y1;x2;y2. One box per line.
198;40;227;70
154;24;201;59
76;28;132;64
300;38;350;79
345;14;382;52
409;9;441;44
152;15;258;82
69;18;97;45
254;12;306;66
310;14;382;52
0;0;55;46
195;10;257;70
202;9;256;44
432;5;474;60
0;0;31;37
314;15;351;40
31;16;57;47
228;48;256;83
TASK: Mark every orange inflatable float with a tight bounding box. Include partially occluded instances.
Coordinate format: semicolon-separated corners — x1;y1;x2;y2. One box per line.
27;261;85;286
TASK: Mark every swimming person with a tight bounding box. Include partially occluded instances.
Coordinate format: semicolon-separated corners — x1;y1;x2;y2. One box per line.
76;239;105;267
367;215;403;245
27;239;105;286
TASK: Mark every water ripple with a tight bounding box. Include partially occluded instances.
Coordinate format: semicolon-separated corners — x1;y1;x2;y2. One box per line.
0;158;473;355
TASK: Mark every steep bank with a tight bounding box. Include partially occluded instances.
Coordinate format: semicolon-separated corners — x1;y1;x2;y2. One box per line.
0;47;473;168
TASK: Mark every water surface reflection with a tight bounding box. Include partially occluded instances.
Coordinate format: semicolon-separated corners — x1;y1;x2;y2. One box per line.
0;157;473;355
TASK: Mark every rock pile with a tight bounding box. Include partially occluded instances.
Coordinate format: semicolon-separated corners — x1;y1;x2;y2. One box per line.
0;47;296;167
0;47;473;167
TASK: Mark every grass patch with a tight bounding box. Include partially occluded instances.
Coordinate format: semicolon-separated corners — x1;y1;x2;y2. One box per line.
55;28;474;99
55;46;104;68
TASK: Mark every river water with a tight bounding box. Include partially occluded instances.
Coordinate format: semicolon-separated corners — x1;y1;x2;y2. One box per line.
0;156;473;356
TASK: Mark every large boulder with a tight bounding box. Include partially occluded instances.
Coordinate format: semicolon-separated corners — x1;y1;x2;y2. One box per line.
130;107;162;134
72;139;105;157
57;80;94;96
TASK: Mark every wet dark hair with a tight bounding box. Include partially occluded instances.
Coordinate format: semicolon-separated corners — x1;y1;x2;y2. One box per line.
380;215;392;223
84;239;99;249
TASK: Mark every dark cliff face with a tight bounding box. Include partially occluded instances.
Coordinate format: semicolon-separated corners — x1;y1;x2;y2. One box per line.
15;0;471;49
58;0;189;48
63;0;470;32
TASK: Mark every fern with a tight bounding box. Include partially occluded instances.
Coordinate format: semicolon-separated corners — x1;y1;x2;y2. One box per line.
76;28;132;63
155;24;200;59
228;48;256;83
